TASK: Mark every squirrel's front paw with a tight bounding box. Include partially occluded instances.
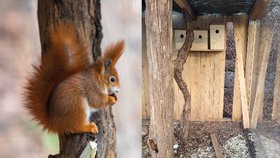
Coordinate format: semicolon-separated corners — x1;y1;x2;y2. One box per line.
108;94;117;105
88;122;99;133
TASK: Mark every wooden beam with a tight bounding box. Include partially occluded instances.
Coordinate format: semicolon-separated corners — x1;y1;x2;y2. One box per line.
174;0;195;19
245;20;260;114
232;16;248;123
233;16;250;128
210;134;224;158
251;28;273;129
272;41;280;123
249;0;268;20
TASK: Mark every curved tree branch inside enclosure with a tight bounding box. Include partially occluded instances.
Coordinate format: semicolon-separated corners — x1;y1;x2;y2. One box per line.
173;17;194;139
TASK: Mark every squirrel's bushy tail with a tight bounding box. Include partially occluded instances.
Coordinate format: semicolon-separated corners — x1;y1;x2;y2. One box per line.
24;23;90;131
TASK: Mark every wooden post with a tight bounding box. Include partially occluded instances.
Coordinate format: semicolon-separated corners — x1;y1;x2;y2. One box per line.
249;0;269;20
37;0;116;157
232;16;248;122
233;16;250;128
245;20;261;114
145;0;174;157
251;28;273;129
272;41;280;123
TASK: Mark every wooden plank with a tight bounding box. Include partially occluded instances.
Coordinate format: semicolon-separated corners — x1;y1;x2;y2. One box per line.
232;16;248;122
174;0;195;19
272;42;280;122
204;50;212;120
199;16;209;121
212;16;226;121
233;16;250;128
190;16;203;121
210;133;224;158
245;20;261;114
232;68;242;121
217;16;227;120
249;0;269;20
200;52;206;121
251;28;273;129
190;52;201;121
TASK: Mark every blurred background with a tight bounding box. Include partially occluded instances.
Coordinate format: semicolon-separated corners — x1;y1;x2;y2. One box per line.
0;0;141;157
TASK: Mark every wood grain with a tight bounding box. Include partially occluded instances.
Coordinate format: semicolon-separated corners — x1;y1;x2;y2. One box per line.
233;16;250;128
251;28;273;128
145;0;174;157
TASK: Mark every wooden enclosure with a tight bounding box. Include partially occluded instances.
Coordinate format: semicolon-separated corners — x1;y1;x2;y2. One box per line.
143;0;280;128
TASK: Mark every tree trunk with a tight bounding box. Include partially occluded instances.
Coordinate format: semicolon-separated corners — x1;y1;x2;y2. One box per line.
145;0;174;157
174;17;193;140
37;0;116;157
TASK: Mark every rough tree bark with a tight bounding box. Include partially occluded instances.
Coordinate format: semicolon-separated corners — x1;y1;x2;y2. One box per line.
145;0;174;157
173;16;193;140
37;0;116;157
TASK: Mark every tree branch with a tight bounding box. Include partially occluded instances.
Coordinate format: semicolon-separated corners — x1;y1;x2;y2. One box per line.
173;16;193;139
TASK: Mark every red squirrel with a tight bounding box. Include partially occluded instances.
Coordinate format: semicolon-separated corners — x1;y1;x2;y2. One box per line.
24;23;124;134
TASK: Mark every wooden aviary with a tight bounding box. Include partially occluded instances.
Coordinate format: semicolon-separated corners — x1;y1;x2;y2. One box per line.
143;0;277;130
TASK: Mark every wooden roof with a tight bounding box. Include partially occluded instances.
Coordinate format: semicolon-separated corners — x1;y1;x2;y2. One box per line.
176;0;256;15
142;0;268;19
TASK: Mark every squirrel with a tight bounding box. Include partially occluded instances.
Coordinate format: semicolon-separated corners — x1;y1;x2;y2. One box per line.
24;23;124;134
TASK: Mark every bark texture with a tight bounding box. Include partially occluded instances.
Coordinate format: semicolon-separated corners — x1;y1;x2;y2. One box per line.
37;0;116;157
145;0;174;157
173;18;193;140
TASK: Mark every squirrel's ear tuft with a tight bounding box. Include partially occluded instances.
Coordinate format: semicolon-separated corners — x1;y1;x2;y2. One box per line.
102;40;125;66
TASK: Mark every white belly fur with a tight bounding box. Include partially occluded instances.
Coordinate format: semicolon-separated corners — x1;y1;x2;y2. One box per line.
82;97;99;121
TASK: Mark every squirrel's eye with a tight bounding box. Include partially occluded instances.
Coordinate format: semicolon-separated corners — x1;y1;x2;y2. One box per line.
109;76;116;83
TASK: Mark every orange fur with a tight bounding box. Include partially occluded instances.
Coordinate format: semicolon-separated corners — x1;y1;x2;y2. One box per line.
102;40;125;66
24;23;124;134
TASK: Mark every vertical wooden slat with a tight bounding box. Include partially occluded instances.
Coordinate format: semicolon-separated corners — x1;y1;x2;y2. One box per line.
199;16;209;121
272;42;280;122
191;52;201;121
233;16;250;128
232;16;248;122
212;16;226;121
245;20;261;114
251;28;273;129
205;52;213;120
